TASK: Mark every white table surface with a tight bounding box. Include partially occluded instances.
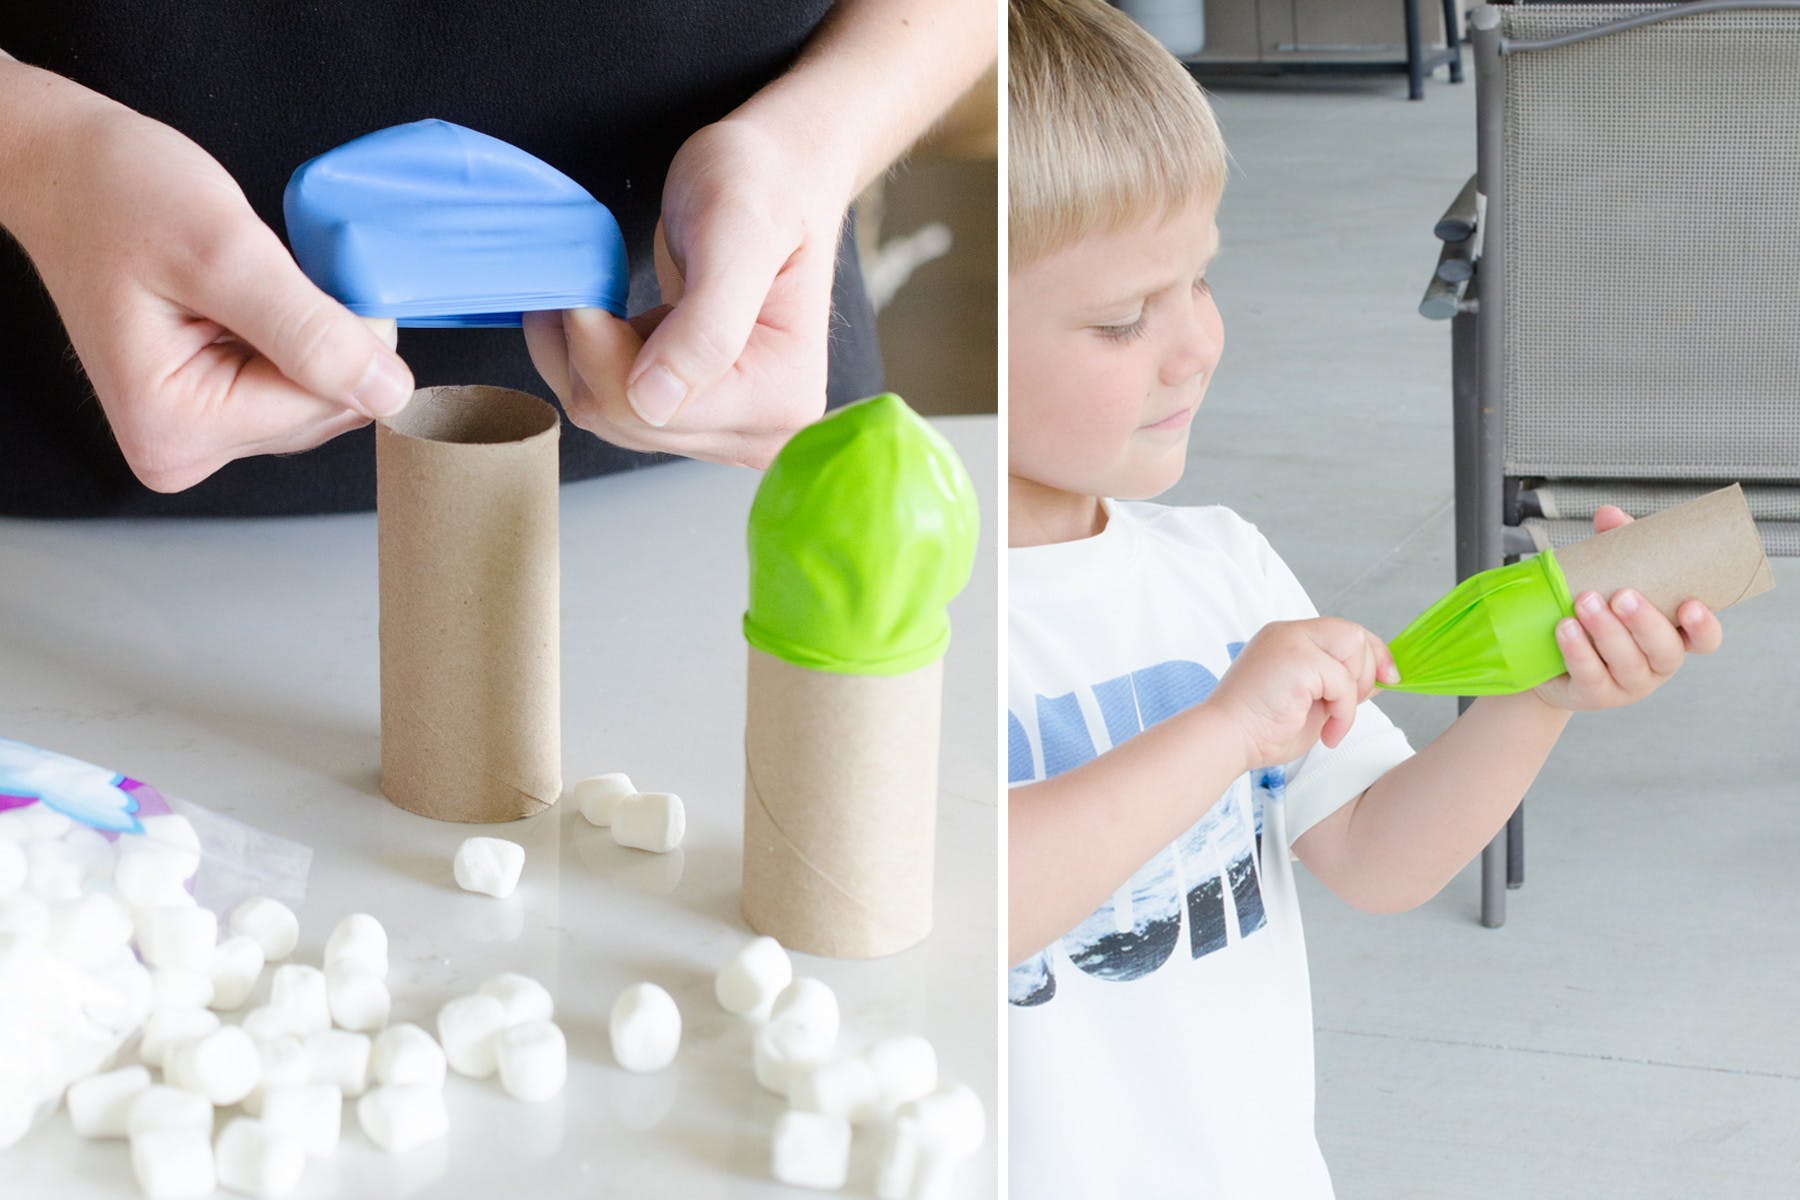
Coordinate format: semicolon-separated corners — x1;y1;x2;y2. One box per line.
0;415;998;1199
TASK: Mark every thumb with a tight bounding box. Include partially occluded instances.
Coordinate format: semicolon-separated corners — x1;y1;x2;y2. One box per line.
627;222;787;427
200;228;414;419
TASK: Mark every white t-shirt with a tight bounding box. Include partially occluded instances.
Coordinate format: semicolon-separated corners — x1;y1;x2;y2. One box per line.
1008;500;1414;1200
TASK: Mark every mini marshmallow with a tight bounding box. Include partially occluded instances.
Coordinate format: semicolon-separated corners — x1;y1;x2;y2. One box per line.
114;849;194;909
789;1057;882;1124
268;965;332;1036
50;1026;118;1088
304;1029;372;1097
905;1150;966;1200
0;891;50;943
770;977;841;1046
357;1084;449;1154
89;954;155;1033
26;838;85;901
609;982;681;1074
715;935;792;1018
258;1083;341;1158
437;993;507;1078
140;1008;220;1070
165;1025;260;1106
126;1084;214;1140
150;967;214;1011
323;912;388;979
66;1064;151;1139
753;1020;834;1096
61;825;117;883
240;1004;296;1045
609;792;685;853
214;1117;306;1199
0;839;25;897
771;1109;853;1191
209;935;265;1012
9;804;73;840
242;1035;310;1117
572;772;635;827
902;1082;986;1159
495;1019;566;1102
226;897;299;962
453;837;525;898
478;971;554;1027
866;1036;939;1113
370;1023;447;1089
135;814;202;875
875;1113;925;1200
137;905;218;974
49;891;134;968
326;966;391;1033
131;1127;216;1199
0;1083;32;1152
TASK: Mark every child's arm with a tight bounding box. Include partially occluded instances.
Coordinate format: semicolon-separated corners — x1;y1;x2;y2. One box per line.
1293;509;1725;914
1009;617;1395;966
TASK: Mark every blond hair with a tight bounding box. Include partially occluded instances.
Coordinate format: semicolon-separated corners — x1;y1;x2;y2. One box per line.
1008;0;1227;266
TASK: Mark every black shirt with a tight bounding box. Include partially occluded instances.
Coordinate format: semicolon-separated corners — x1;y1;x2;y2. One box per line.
0;3;882;516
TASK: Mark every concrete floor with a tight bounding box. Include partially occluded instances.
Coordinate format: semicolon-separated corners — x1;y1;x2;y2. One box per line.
1167;72;1800;1198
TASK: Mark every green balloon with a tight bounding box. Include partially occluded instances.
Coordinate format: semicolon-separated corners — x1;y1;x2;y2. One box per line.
1381;548;1575;696
744;393;980;675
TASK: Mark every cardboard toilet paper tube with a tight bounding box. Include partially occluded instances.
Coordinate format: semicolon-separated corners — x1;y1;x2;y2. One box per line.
376;385;561;822
1556;484;1775;621
742;648;942;959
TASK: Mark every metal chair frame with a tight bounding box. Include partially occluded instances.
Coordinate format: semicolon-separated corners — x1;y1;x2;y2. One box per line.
1422;0;1800;926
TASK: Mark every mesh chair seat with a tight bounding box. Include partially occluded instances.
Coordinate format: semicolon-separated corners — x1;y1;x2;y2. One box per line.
1524;479;1800;521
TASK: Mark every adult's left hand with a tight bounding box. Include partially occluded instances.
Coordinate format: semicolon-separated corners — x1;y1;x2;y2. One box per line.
524;116;852;468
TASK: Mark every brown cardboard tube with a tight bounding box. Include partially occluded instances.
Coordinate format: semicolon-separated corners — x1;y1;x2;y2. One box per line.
376;385;561;823
742;648;941;958
1556;484;1775;621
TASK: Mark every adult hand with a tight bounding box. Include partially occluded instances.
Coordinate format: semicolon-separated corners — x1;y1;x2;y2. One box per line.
2;72;411;492
524;116;851;468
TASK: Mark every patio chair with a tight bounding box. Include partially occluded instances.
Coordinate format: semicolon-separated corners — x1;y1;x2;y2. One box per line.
1420;1;1800;927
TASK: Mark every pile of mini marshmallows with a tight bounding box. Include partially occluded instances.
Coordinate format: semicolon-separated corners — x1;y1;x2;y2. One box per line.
717;935;987;1196
3;778;980;1197
0;807;575;1199
450;773;684;901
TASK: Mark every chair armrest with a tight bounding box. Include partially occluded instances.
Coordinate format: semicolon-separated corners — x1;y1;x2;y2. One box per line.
1435;174;1479;242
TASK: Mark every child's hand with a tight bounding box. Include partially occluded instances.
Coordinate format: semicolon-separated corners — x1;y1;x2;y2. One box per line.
1531;506;1725;712
1209;618;1399;773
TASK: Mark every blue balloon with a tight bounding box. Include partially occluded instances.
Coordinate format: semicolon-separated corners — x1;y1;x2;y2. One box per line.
284;119;628;327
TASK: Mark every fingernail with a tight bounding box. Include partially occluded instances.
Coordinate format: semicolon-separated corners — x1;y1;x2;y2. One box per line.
627;365;687;427
1379;663;1400;684
1578;592;1604;616
1612;590;1639;616
351;355;412;418
1558;618;1579;640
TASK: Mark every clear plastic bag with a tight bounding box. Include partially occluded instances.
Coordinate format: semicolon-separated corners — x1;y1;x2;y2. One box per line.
0;736;312;1146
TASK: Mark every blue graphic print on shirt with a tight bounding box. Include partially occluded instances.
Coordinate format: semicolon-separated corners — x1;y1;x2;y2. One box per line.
1009;648;1285;1008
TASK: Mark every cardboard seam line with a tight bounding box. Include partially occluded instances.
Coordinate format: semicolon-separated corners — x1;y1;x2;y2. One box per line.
744;753;882;920
385;706;555;807
1721;562;1770;610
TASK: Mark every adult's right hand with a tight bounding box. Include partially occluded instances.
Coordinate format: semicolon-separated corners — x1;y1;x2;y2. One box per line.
0;66;411;492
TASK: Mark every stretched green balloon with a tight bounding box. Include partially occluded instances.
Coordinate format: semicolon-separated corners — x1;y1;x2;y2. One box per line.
1380;549;1575;696
744;393;980;675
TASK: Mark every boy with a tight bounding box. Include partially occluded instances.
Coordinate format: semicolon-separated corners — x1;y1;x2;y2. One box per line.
1005;2;1724;1196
